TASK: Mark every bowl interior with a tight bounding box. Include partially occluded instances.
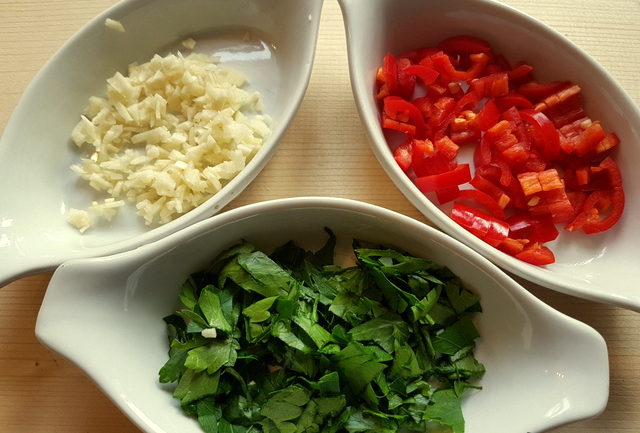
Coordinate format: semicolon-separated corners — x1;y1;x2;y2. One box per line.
36;198;608;433
340;0;640;309
0;0;322;285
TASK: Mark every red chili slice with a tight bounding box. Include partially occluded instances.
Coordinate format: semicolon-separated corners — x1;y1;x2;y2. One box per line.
383;96;426;137
382;53;399;95
515;243;555;265
471;72;509;98
475;100;500;131
403;65;439;85
451;202;509;247
414;163;471;192
392;140;412;172
495;93;533;111
457;189;506;219
507;213;559;243
518;80;570;101
566;187;624;234
431;51;490;83
435;186;461;204
519;109;561;160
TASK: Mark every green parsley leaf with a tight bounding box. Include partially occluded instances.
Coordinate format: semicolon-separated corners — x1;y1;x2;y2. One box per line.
160;233;484;433
184;339;238;374
423;389;465;433
199;286;233;332
432;319;480;355
332;342;387;393
243;296;278;323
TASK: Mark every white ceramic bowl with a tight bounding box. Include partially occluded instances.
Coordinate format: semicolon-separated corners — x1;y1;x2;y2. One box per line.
37;197;608;433
339;0;640;310
0;0;323;287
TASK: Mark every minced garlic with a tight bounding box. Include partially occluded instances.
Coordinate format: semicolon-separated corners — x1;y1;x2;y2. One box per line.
68;51;271;232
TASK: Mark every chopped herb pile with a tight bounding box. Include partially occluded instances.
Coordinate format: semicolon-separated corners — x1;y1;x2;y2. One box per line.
159;230;484;433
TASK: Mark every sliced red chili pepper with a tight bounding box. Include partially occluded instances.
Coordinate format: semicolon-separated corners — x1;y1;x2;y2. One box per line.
435;186;461;204
501;107;530;148
564;158;621;192
414;163;471;192
535;84;585;128
437;35;493;55
534;84;581;111
429;97;457;139
598;156;623;187
495;93;533;111
508;62;534;83
451;202;509;247
471;72;509;98
523;149;548;173
575;167;590;185
566;190;588;221
470;174;511;209
558;116;590;153
518;172;543;196
484;119;513;144
450;129;480;144
393;139;413;171
434;136;459;160
538;169;563;191
454;91;480;113
494;157;514;188
566;187;624;234
431;51;490;83
413;151;457;177
382;115;416;135
403;65;439;85
518;80;570;101
396;57;417;100
411;138;435;171
412;96;432;118
542;187;575;223
501;141;529;167
425;83;449;99
515;242;555;265
382;53;399;95
474;134;492;168
596;133;620;154
519;109;561;160
574;122;606;156
507;213;559;243
498;237;529;256
476;164;528;210
475;100;500;131
383;96;426;137
457;188;506;218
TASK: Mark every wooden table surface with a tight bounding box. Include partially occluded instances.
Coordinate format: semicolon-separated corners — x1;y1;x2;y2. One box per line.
1;0;639;432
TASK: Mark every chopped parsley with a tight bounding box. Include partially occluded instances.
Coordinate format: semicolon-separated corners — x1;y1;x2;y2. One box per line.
159;229;484;433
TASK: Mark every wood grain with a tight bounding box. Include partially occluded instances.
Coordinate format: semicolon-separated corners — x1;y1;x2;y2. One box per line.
1;0;639;432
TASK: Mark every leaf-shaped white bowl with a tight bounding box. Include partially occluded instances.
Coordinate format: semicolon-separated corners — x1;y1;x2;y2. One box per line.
0;0;323;287
36;197;608;433
338;0;640;310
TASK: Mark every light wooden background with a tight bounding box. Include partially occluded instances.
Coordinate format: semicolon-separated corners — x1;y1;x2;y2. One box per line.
1;0;639;432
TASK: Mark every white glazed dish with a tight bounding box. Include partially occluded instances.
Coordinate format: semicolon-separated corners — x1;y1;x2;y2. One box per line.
338;0;640;311
0;0;323;287
36;197;608;433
